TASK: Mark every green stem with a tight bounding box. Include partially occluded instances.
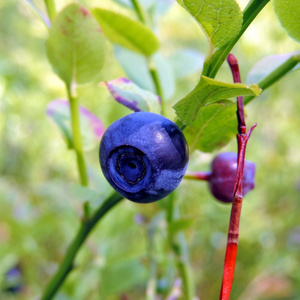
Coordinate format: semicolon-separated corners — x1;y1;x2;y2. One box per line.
66;84;88;186
244;54;300;105
131;0;147;24
130;0;165;115
203;0;270;79
166;194;194;300
149;63;166;115
44;0;56;22
149;66;163;99
41;192;123;300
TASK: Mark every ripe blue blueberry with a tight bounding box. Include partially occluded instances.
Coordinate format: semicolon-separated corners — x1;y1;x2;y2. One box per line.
209;152;255;203
99;112;189;203
3;265;23;294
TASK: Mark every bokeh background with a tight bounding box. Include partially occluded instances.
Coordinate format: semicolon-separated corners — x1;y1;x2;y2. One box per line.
0;0;300;299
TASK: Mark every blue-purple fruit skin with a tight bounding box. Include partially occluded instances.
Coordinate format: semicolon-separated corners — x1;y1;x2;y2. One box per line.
4;265;23;294
99;112;189;203
209;152;256;203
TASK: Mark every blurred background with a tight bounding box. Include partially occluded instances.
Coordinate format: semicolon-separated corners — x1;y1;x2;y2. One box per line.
0;0;300;299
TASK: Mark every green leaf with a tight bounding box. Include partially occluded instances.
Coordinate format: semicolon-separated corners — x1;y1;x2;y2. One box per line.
176;0;185;7
114;47;175;99
167;49;204;79
181;0;243;49
105;77;161;113
184;101;237;152
92;8;159;56
274;0;300;42
246;52;300;84
153;53;176;99
47;3;105;86
173;76;261;125
114;46;155;92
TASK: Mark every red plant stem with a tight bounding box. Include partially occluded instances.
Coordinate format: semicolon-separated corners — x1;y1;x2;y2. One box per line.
184;171;212;181
227;54;246;135
219;54;257;300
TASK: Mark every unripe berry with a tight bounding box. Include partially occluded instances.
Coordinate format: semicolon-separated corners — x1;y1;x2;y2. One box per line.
209;152;255;203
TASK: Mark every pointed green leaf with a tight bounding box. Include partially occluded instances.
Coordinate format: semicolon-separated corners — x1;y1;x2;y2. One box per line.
184;101;237;152
92;8;159;56
47;3;105;85
173;76;261;125
114;47;175;99
106;77;161;113
153;53;176;99
114;46;155;92
182;0;243;49
176;0;185;7
274;0;300;42
167;49;204;79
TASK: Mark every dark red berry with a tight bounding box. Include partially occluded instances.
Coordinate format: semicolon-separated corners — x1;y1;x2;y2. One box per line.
209;152;255;203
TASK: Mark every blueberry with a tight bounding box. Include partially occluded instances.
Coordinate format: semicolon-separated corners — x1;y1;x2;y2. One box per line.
3;264;23;294
99;112;189;203
209;152;255;203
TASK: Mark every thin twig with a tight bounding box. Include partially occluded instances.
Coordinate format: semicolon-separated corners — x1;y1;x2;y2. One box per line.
44;0;56;22
219;54;257;300
66;84;89;186
184;171;212;181
130;0;165;115
227;54;246;134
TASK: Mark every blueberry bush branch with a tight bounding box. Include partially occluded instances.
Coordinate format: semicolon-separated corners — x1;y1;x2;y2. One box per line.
41;191;123;300
14;0;300;298
66;84;88;187
40;4;126;299
130;0;165;115
148;61;165;114
130;0;195;286
219;54;257;300
129;1;192;295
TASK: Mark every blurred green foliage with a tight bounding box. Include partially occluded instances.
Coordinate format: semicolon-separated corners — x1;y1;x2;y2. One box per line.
0;0;300;299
